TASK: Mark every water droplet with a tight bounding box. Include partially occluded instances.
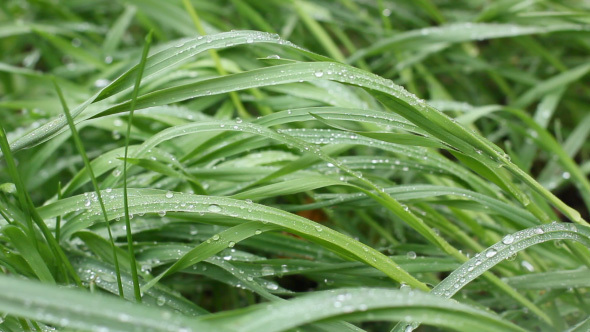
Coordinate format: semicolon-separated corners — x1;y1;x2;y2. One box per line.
406;251;417;259
314;70;324;78
228;241;235;248
502;234;514;244
165;191;174;198
94;79;110;88
266;282;279;290
534;227;544;234
261;265;274;276
235;117;243;124
254;229;262;235
246;37;253;43
485;249;497;258
158;211;166;217
315;225;322;232
156;296;166;306
208;204;222;213
562;172;571;179
212;234;220;241
521;260;534;272
112;169;121;177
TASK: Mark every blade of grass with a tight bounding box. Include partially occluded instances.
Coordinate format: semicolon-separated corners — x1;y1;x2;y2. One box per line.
52;78;125;297
2;225;55;284
197;287;526;332
394;222;590;332
122;30;153;303
0;123;80;286
0;274;223;332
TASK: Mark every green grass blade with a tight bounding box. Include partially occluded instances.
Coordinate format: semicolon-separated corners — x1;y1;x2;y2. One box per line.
122;30;153;303
395;222;590;332
53;78;125;297
2;225;55;284
198;288;526;332
0;274;223;332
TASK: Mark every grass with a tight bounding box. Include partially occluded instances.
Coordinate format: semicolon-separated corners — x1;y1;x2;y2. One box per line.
0;0;589;331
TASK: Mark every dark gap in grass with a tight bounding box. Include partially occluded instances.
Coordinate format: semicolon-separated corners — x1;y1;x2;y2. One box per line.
556;185;590;221
278;274;318;293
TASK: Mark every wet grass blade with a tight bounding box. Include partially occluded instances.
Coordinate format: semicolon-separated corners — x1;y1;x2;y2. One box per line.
53;78;125;296
122;30;153;302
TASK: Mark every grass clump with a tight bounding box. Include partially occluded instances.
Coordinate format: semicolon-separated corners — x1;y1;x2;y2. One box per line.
1;1;590;331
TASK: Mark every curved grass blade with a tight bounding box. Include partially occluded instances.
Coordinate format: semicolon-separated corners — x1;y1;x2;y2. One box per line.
197;288;526;332
348;23;588;63
37;189;429;291
394;222;590;332
5;30;329;156
0;274;224;332
0;122;80;286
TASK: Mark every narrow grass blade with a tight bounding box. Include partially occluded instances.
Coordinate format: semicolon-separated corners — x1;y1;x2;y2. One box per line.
53;78;125;296
349;23;588;62
2;225;55;284
122;30;153;302
0;123;79;286
394;222;590;332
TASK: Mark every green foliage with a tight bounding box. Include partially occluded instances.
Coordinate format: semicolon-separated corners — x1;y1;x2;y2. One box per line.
1;0;589;331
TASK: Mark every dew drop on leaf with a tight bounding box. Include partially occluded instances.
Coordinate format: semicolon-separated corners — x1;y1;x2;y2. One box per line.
208;204;222;213
502;234;514;245
485;249;497;258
